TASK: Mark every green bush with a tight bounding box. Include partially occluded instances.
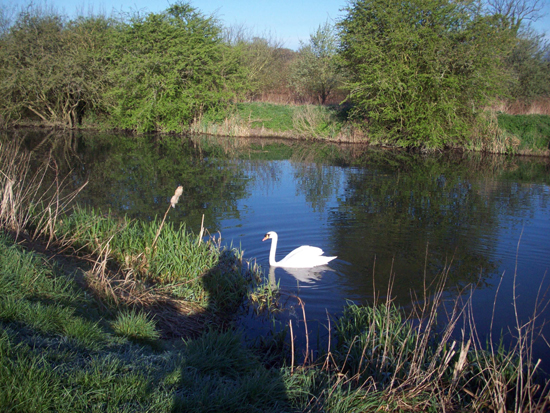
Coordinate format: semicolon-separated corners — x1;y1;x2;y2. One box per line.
106;2;245;132
338;0;516;148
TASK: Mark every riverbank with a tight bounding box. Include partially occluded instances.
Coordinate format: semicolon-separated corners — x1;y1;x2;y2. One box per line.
7;102;550;156
2;227;549;412
172;102;550;156
1;137;550;411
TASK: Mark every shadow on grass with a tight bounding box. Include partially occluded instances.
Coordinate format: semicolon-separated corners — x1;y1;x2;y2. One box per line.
0;229;293;412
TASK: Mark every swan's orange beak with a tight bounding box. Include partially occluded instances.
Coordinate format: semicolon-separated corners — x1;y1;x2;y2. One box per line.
262;234;269;241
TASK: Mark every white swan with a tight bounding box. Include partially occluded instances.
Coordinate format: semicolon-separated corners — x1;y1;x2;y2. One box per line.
262;231;336;268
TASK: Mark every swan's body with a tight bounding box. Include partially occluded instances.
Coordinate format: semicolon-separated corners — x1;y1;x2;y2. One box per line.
262;231;336;268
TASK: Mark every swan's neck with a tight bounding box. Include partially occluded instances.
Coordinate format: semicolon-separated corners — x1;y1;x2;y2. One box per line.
269;234;278;266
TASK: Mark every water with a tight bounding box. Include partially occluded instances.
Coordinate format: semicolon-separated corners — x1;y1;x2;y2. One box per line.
9;130;550;365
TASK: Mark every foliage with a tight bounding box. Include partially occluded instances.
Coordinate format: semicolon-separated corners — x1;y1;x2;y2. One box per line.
106;2;245;132
290;22;342;104
0;5;115;127
224;27;295;100
337;0;516;148
505;29;550;100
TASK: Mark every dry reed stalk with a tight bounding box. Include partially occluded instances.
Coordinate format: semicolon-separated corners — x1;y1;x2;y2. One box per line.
488;98;550;116
289;319;295;374
323;310;332;371
296;296;310;366
197;214;205;245
0;141;87;239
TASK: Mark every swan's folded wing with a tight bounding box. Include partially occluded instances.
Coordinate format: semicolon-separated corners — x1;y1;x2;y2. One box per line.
285;245;324;259
278;245;330;268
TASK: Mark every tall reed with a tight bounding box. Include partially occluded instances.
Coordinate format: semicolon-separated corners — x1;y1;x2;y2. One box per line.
291;263;550;412
0;141;86;241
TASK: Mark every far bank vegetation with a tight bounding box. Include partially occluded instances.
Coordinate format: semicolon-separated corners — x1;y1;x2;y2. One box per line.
0;0;549;152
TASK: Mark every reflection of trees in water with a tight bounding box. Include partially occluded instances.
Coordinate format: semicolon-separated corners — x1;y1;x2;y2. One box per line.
7;130;252;234
327;153;550;305
292;163;342;213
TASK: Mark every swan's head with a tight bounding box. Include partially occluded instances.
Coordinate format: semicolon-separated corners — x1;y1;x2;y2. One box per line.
262;231;277;242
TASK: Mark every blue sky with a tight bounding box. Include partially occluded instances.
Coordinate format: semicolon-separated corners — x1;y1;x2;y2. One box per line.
4;0;550;50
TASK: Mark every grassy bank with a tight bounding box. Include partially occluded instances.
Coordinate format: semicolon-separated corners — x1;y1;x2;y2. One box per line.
497;114;550;155
191;102;550;155
190;102;364;142
1;231;549;411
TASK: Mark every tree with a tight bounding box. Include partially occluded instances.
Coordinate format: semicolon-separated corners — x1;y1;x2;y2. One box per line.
481;0;550;101
506;29;550;100
483;0;545;32
290;22;341;104
0;6;114;127
106;2;245;132
224;26;294;100
338;0;516;148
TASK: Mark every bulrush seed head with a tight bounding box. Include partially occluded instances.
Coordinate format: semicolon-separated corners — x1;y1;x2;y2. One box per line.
171;186;183;208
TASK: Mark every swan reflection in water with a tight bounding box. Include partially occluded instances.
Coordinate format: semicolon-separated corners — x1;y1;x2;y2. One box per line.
268;265;328;287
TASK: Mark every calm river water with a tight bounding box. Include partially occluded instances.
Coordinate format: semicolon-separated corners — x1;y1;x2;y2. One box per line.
9;130;550;366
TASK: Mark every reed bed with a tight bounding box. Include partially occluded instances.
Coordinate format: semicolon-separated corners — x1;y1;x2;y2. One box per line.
280;265;550;412
490;98;550;116
53;206;259;312
0;140;86;240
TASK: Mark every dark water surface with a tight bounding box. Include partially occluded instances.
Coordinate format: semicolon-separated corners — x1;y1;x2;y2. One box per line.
8;130;550;366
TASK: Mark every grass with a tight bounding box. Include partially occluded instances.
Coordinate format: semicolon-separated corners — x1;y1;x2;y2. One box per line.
53;206;257;313
191;102;364;142
1;229;550;411
235;102;297;132
497;113;550;154
191;101;550;154
0;232;290;412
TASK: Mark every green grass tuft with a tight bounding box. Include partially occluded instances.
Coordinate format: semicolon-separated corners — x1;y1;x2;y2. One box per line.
55;206;260;312
111;311;160;344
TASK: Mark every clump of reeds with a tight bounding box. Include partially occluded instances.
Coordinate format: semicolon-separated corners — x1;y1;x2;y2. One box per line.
0;141;86;241
292;104;341;140
53;202;263;320
191;113;256;137
111;310;160;344
281;264;550;412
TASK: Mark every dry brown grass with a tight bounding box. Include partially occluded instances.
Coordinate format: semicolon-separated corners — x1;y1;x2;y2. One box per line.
0;140;86;241
490;98;550;116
